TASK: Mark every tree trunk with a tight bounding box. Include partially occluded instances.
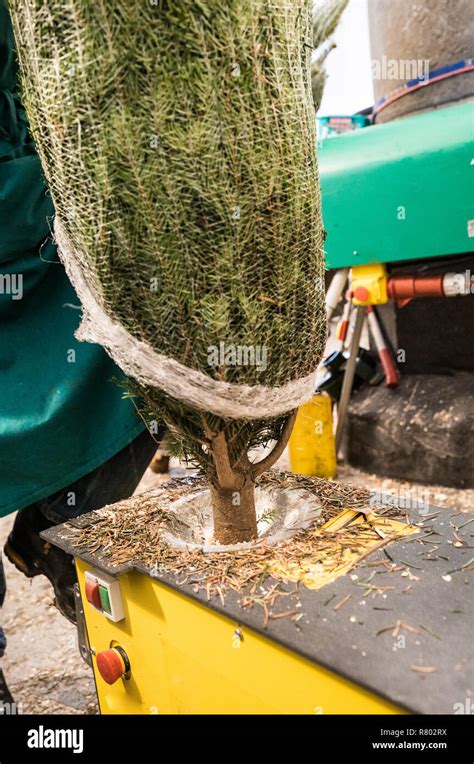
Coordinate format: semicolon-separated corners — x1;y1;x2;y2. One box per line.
210;478;258;545
208;411;297;545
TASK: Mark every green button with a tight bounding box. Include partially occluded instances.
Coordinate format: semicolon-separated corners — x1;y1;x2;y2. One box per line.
98;585;112;614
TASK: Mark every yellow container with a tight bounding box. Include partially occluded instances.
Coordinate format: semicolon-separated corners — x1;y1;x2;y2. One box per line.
288;393;337;478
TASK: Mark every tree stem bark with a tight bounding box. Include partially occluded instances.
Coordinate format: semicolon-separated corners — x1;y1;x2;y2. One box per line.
209;411;297;545
210;478;258;545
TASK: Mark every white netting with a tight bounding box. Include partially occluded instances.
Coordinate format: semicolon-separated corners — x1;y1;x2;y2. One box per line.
55;218;319;420
11;0;327;421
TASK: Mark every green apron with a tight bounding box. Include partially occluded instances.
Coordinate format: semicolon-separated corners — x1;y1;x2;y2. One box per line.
0;2;145;517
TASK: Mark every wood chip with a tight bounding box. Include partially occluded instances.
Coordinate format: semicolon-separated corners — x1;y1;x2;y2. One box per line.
410;666;437;674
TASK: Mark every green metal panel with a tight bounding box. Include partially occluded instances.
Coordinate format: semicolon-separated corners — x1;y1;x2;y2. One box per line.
318;102;474;269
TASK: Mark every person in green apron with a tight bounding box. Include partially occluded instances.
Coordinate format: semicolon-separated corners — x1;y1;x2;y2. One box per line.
0;1;164;703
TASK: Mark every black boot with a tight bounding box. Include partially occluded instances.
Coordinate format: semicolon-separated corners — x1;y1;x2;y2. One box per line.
4;506;77;624
0;667;16;712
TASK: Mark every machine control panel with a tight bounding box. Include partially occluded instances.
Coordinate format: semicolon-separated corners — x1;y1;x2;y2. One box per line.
84;569;125;623
351;263;388;305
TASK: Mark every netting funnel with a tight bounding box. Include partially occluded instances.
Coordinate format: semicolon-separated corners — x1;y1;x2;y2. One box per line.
10;0;327;544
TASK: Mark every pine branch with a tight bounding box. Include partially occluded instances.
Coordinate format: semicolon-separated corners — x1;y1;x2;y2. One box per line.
251;410;297;478
311;0;348;109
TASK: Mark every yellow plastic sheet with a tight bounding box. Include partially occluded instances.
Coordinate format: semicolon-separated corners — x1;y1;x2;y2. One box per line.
267;508;418;590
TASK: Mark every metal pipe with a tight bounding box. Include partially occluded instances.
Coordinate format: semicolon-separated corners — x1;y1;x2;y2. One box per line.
326;268;349;321
387;272;471;304
335;305;365;453
366;306;399;388
336;291;352;350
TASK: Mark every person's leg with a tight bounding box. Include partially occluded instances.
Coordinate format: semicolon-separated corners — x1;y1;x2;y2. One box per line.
0;556;15;710
4;427;162;622
38;426;163;524
0;555;6;643
0;556;6;660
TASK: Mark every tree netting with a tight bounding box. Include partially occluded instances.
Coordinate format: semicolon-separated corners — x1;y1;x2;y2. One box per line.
9;0;326;421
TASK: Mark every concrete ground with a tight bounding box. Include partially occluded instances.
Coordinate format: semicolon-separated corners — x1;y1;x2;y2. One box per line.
1;457;472;715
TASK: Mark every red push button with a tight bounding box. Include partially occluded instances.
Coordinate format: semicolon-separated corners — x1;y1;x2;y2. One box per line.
85;579;101;610
353;285;370;302
96;648;127;685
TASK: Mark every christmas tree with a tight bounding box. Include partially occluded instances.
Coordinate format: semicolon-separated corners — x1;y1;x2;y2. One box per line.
10;0;326;543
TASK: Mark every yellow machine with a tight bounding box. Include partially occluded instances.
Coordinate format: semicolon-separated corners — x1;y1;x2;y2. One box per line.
43;488;472;716
76;558;399;715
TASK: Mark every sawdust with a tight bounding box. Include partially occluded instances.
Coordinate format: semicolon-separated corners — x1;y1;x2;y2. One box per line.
65;472;412;618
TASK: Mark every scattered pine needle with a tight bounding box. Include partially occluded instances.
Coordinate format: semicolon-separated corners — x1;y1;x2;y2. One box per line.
60;472;414;622
334;594;351;610
269;609;300;620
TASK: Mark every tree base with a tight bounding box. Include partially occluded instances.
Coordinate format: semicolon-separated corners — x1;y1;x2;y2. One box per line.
210;480;258;545
161;479;322;551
